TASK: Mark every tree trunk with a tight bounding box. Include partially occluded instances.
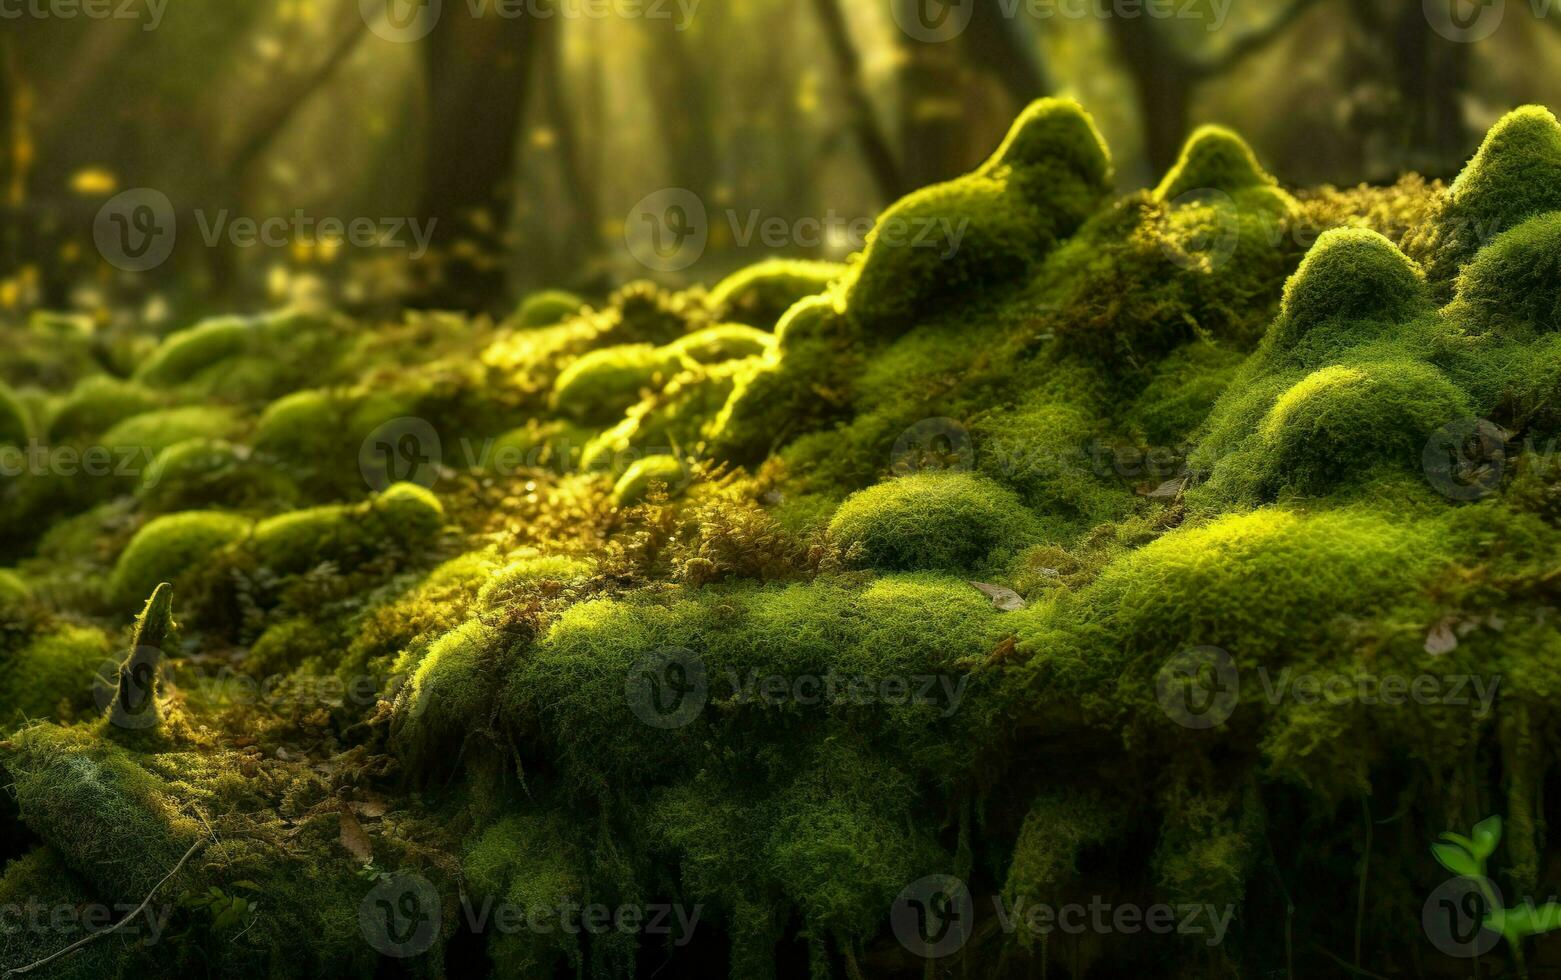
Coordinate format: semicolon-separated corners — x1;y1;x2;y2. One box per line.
965;0;1052;109
810;0;905;203
414;6;543;313
1105;16;1195;179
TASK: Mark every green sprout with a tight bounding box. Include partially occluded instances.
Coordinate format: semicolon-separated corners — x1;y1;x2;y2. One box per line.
1433;815;1561;949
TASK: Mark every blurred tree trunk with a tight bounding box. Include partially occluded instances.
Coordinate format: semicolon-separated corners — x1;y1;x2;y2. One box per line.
1346;0;1471;180
415;5;544;313
539;24;602;275
965;0;1052;108
1107;0;1322;177
811;0;905;202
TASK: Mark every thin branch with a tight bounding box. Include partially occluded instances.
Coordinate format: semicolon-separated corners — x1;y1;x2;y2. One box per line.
1195;0;1325;78
225;1;371;176
4;833;210;977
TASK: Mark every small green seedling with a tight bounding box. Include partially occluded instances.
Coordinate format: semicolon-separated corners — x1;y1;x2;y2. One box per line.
1433;815;1561;947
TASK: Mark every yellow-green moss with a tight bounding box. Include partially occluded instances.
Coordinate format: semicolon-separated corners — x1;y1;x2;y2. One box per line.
110;511;251;607
139;438;299;513
844;98;1113;331
1446;211;1561;336
828;471;1039;572
551;344;687;425
611;454;690;506
707;259;845;328
1272;228;1430;354
515;289;588;328
100;406;241;459
249;482;443;574
664;323;774;364
479;555;595;608
47;376;161;442
0;624;112;724
0;378;32;447
135;316;253;387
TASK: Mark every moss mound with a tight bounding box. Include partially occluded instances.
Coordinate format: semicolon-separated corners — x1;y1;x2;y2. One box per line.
1272;228;1430;352
1446;211;1561;335
707;259;845;328
827;471;1038;572
48;376;162;442
0;379;31;448
515;289;588;327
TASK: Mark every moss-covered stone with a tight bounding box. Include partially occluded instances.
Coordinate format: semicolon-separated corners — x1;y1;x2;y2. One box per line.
110;511;251;607
135;316;253;387
611;454;690;506
1446;211;1561;336
1272;228;1430;353
0;624;112;725
515;289;588;328
100;406;241;460
843;98;1113;332
249;482;443;574
706;259;845;328
827;471;1038;572
47;376;161;442
1407;105;1561;295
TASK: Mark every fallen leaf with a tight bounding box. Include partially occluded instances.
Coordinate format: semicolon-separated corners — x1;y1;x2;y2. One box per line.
970;582;1025;612
339;808;374;865
1425;619;1458;657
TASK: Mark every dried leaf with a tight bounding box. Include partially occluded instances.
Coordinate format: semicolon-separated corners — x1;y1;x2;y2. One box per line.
339;808;374;865
1425;618;1458;657
970;582;1025;612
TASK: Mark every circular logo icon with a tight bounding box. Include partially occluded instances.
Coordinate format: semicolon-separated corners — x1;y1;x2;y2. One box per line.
94;188;176;273
1156;646;1239;729
360;417;442;492
1422;876;1503;958
890;0;974;42
891;418;975;476
624;188;708;273
626;646;708;729
361;0;441;43
1424;0;1504;43
891;875;975;959
1423;418;1507;501
94;648;163;730
1161;189;1241;272
360;872;441;958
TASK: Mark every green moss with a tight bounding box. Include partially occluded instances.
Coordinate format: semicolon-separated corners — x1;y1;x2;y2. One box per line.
551;344;687;425
827;471;1039;572
707;296;861;464
844;98;1112;332
394;618;518;768
139;438;298;513
1446;212;1561;336
250;482;443;574
463;813;586;977
252;387;416;496
1273;228;1429;351
611;455;690;506
0;378;32;447
135;316;253;387
0;624;112;724
1154;125;1278;201
0;848;145;978
1407;105;1561;294
100;406;240;459
515;289;588;328
110;511;251;608
707;259;845;328
47;376;161;442
664;323;774;364
1254;361;1468;496
478;555;595;608
344;549;499;679
582;360;747;474
0;567;31;607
